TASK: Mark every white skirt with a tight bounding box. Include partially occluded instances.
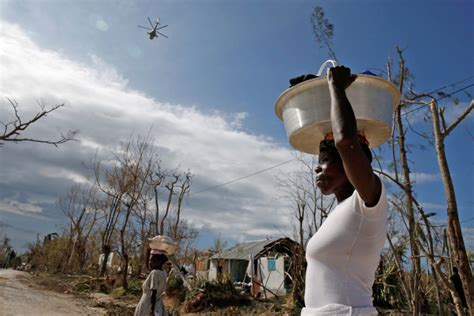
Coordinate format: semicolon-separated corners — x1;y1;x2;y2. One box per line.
301;304;377;316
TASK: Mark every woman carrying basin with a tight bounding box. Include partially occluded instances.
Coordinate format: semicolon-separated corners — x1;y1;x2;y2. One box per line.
276;64;399;315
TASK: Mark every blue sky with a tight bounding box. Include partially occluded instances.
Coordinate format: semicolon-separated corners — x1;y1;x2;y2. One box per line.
0;0;473;251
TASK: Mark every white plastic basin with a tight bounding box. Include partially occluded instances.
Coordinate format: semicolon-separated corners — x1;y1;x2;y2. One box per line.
148;235;178;255
275;74;400;154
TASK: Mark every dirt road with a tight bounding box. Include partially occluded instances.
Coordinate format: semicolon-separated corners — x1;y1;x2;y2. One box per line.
0;269;105;316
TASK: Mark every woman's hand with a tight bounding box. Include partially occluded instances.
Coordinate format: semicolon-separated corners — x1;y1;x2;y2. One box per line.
328;66;356;90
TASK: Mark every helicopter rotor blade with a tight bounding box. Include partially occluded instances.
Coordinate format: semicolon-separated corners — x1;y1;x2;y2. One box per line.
156;24;168;30
157;32;168;38
147;17;154;28
138;25;151;30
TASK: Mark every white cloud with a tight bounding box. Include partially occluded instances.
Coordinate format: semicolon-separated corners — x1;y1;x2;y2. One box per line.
0;198;44;218
37;166;89;184
411;172;439;184
230;112;249;129
418;202;446;212
0;21;297;244
88;53;129;87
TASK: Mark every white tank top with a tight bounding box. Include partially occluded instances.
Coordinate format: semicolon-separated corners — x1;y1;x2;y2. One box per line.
304;182;387;309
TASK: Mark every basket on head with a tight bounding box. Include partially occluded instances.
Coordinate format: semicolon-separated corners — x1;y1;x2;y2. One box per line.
148;235;178;255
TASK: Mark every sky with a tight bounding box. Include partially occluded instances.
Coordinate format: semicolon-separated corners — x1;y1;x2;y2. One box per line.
0;0;473;252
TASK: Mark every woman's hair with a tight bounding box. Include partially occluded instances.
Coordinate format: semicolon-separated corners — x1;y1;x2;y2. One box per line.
150;253;168;267
151;253;168;262
319;139;372;163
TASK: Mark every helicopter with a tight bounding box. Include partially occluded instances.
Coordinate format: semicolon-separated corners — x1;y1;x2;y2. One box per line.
138;17;168;40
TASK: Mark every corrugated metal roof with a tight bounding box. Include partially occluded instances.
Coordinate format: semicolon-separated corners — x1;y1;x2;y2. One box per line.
210;238;280;260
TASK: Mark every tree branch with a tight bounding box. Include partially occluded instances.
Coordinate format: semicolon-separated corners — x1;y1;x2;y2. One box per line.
443;100;474;137
0;98;78;147
439;107;448;135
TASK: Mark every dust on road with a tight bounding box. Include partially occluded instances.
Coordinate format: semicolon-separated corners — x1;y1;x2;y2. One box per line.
0;269;105;316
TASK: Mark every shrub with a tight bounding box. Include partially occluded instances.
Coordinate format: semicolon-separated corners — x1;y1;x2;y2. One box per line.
111;287;127;298
184;279;251;313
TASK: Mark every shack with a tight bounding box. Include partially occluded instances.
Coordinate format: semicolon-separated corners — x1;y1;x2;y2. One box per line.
208;237;300;296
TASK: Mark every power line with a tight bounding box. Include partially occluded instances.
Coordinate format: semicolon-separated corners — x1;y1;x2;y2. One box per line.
422;217;474;228
394;75;472;108
462;217;474;224
418;75;474;96
189;158;296;196
433;83;474;102
402;83;474;117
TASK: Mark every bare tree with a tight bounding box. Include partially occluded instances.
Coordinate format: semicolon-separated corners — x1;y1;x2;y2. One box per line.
148;163;165;235
92;135;155;288
151;169;193;238
172;171;192;240
386;47;422;314
90;134;196;289
94;157;124;277
383;50;473;312
0;98;78;146
165;217;198;257
59;184;99;273
161;174;179;236
311;6;338;62
133;188;155;275
425;98;473;313
116;138;154;289
151;168;197;272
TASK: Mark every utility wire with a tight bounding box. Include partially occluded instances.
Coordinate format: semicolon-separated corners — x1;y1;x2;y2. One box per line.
417;75;474;96
402;83;474;117
462;217;474;224
425;216;474;228
189;158;296;196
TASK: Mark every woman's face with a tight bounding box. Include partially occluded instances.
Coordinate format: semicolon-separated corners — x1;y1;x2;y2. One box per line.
149;256;161;270
315;150;350;195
